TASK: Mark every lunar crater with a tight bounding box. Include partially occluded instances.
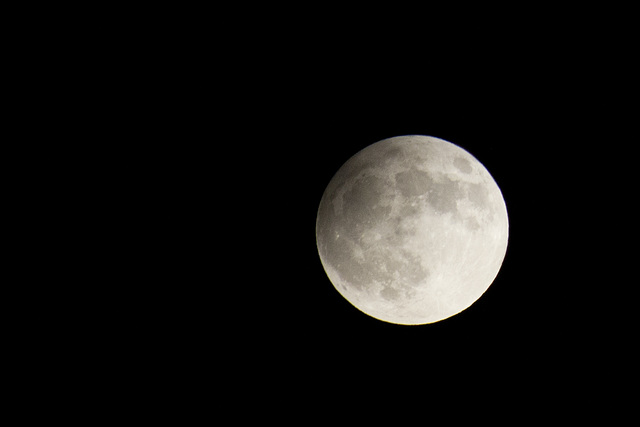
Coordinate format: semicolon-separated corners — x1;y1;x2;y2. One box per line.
454;157;472;174
395;168;432;198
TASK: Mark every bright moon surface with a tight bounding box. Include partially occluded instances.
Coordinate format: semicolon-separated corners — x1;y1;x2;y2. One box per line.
316;135;509;325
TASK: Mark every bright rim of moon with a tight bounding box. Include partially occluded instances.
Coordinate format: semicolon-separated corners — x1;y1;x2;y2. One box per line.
316;135;509;325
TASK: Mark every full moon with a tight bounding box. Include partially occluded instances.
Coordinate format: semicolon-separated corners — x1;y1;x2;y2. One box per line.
316;135;508;325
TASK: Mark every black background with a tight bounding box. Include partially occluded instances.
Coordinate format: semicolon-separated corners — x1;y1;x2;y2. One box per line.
205;75;587;376
12;5;635;420
27;8;630;412
92;23;628;409
155;38;625;389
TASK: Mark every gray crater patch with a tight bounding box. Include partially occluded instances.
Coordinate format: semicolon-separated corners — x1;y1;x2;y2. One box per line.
395;169;432;198
342;175;391;231
399;250;430;286
381;287;400;301
467;182;489;208
427;176;462;214
454;157;472;174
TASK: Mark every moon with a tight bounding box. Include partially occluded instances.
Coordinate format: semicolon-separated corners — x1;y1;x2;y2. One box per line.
316;135;508;325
